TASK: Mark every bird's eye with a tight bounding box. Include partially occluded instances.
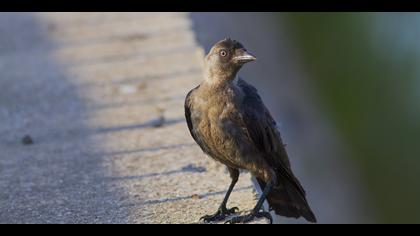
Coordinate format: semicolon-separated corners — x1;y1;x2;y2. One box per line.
220;50;227;57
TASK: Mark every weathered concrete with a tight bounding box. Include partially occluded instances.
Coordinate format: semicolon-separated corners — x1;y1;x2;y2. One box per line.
0;12;267;224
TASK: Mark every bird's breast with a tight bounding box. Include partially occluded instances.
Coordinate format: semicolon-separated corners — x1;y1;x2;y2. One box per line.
193;84;245;144
198;104;242;150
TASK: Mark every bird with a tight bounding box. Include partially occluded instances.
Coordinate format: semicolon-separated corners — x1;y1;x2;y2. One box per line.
184;38;316;224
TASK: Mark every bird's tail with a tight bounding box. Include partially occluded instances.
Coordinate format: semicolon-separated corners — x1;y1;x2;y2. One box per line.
252;175;317;223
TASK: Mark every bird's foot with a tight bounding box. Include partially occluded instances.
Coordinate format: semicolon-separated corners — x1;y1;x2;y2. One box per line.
200;207;239;223
225;210;273;224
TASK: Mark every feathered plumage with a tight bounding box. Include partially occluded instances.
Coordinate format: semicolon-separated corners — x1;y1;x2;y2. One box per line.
185;38;316;223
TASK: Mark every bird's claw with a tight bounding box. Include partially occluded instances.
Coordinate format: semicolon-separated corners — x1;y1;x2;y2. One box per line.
224;211;273;224
200;207;239;223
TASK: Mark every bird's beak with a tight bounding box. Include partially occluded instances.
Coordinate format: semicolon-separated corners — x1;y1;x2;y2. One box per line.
233;49;257;64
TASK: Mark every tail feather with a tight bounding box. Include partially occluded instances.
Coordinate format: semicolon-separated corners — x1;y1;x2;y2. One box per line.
256;176;317;223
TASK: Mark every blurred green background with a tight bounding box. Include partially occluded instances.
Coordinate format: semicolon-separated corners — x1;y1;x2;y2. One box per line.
284;13;420;223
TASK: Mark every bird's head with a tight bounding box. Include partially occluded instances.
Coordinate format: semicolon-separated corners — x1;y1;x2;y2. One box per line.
204;38;256;83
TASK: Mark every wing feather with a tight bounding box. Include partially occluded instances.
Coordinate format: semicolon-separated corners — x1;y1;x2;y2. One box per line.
237;79;306;194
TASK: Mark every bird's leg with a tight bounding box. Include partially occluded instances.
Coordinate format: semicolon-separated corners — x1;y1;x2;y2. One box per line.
200;168;240;223
225;178;275;224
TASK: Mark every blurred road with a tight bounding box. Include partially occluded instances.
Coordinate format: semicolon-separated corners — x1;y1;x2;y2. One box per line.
0;13;263;223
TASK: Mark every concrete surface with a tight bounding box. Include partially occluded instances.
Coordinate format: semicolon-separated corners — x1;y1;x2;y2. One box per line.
0;12;266;224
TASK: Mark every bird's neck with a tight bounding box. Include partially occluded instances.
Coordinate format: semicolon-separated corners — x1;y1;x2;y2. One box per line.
203;75;238;90
203;67;238;89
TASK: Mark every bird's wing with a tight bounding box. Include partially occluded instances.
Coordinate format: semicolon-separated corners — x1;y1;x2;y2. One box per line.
237;79;306;194
184;85;219;158
185;86;200;143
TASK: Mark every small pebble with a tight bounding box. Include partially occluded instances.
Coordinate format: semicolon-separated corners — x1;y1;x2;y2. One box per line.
152;115;165;128
137;82;147;91
119;84;137;95
152;108;166;128
191;194;201;200
22;135;34;145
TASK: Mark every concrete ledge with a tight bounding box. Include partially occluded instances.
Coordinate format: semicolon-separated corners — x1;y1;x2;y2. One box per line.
0;12;265;223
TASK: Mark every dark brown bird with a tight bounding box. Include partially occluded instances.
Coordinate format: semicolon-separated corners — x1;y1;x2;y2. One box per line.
185;38;316;224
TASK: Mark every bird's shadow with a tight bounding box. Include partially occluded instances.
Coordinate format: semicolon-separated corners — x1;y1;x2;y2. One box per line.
141;185;252;206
